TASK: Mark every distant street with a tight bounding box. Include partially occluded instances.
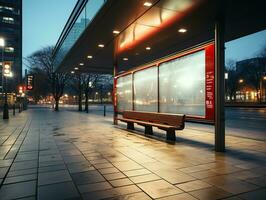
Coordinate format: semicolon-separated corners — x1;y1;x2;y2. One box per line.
185;107;266;141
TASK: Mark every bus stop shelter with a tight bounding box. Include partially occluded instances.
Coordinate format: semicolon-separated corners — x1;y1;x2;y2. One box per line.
53;0;266;152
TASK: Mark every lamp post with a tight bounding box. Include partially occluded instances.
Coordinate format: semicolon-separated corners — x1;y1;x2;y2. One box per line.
0;38;9;119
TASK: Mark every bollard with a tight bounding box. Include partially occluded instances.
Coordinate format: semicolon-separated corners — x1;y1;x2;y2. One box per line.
104;105;106;117
19;103;21;113
13;104;15;116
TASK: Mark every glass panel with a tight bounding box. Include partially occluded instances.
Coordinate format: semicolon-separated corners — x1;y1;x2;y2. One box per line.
134;67;158;112
117;75;133;111
54;0;106;69
159;50;206;116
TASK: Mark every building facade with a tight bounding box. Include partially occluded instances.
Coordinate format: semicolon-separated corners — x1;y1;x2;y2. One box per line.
0;0;22;92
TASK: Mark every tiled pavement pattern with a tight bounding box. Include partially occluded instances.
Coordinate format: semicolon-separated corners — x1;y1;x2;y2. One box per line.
0;108;265;200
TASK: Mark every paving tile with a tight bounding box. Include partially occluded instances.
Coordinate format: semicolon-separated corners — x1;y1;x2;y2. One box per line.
0;180;36;200
123;168;151;177
10;160;38;171
109;178;134;187
4;173;37;184
238;188;266;200
7;168;37;177
158;193;198;200
189;186;232;200
71;170;105;185
176;180;212;192
137;179;183;199
38;164;66;173
130;173;161;184
103;172;126;181
38;181;80;200
98;167;119;175
106;192;152;200
78;181;112;193
38;170;72;186
0;167;9;178
82;185;141;200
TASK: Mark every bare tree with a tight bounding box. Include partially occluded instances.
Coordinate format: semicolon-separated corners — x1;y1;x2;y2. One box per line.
81;73;99;112
25;46;69;111
69;74;83;111
225;59;239;102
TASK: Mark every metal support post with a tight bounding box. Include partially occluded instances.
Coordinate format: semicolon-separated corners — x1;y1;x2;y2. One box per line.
215;0;225;152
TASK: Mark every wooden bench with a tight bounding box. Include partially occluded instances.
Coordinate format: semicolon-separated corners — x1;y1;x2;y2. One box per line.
117;111;185;141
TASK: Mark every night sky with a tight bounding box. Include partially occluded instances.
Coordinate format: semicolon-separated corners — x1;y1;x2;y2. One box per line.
23;0;266;70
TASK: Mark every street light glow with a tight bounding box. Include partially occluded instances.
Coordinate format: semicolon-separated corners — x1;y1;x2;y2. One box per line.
178;28;187;33
263;76;266;80
0;38;5;47
239;79;244;83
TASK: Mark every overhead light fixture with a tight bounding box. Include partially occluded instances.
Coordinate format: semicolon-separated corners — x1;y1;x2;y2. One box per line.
146;46;151;50
178;28;187;33
71;71;75;74
79;63;84;66
87;55;93;59
123;58;128;61
74;67;79;70
113;30;120;34
144;2;152;7
98;44;104;48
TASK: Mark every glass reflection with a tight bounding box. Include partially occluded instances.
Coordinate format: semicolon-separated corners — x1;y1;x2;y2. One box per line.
117;74;133;111
159;50;206;116
134;67;158;112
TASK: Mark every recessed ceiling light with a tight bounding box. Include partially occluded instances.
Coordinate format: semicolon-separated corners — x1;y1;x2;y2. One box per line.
87;55;93;59
113;30;120;34
178;28;187;33
79;63;84;66
74;67;79;70
71;71;75;74
146;46;151;50
123;58;128;61
98;44;104;48
144;2;152;7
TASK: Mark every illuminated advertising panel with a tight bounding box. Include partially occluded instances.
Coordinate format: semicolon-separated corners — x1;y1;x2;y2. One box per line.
134;66;158;112
26;75;34;90
117;74;132;111
159;50;206;116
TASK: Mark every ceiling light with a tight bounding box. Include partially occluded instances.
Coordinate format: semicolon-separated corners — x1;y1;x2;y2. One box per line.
146;46;151;50
113;30;120;34
98;44;104;48
71;71;75;74
178;28;187;33
74;67;79;70
79;63;84;66
123;58;128;61
144;2;152;7
87;55;93;59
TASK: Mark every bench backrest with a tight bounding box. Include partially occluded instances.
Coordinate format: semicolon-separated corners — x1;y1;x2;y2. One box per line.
123;111;185;128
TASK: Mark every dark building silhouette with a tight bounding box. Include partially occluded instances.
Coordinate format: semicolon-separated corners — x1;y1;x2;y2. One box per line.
0;0;22;92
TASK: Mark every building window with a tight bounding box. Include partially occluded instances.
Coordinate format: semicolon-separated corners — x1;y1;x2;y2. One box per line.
2;17;15;24
5;47;15;53
0;6;14;12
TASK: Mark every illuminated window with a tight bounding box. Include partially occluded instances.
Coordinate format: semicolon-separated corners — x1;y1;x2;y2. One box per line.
2;17;14;24
5;47;14;53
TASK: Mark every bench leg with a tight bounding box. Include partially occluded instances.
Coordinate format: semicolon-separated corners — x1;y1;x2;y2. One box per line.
145;126;153;135
166;129;176;141
127;122;134;130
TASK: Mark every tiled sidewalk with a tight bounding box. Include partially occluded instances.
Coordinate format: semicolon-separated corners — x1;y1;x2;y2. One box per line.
0;108;265;200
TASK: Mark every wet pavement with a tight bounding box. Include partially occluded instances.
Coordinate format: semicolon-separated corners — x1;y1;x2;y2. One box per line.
0;108;265;200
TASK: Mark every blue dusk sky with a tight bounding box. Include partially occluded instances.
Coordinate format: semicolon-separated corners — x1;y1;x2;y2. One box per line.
23;1;266;70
